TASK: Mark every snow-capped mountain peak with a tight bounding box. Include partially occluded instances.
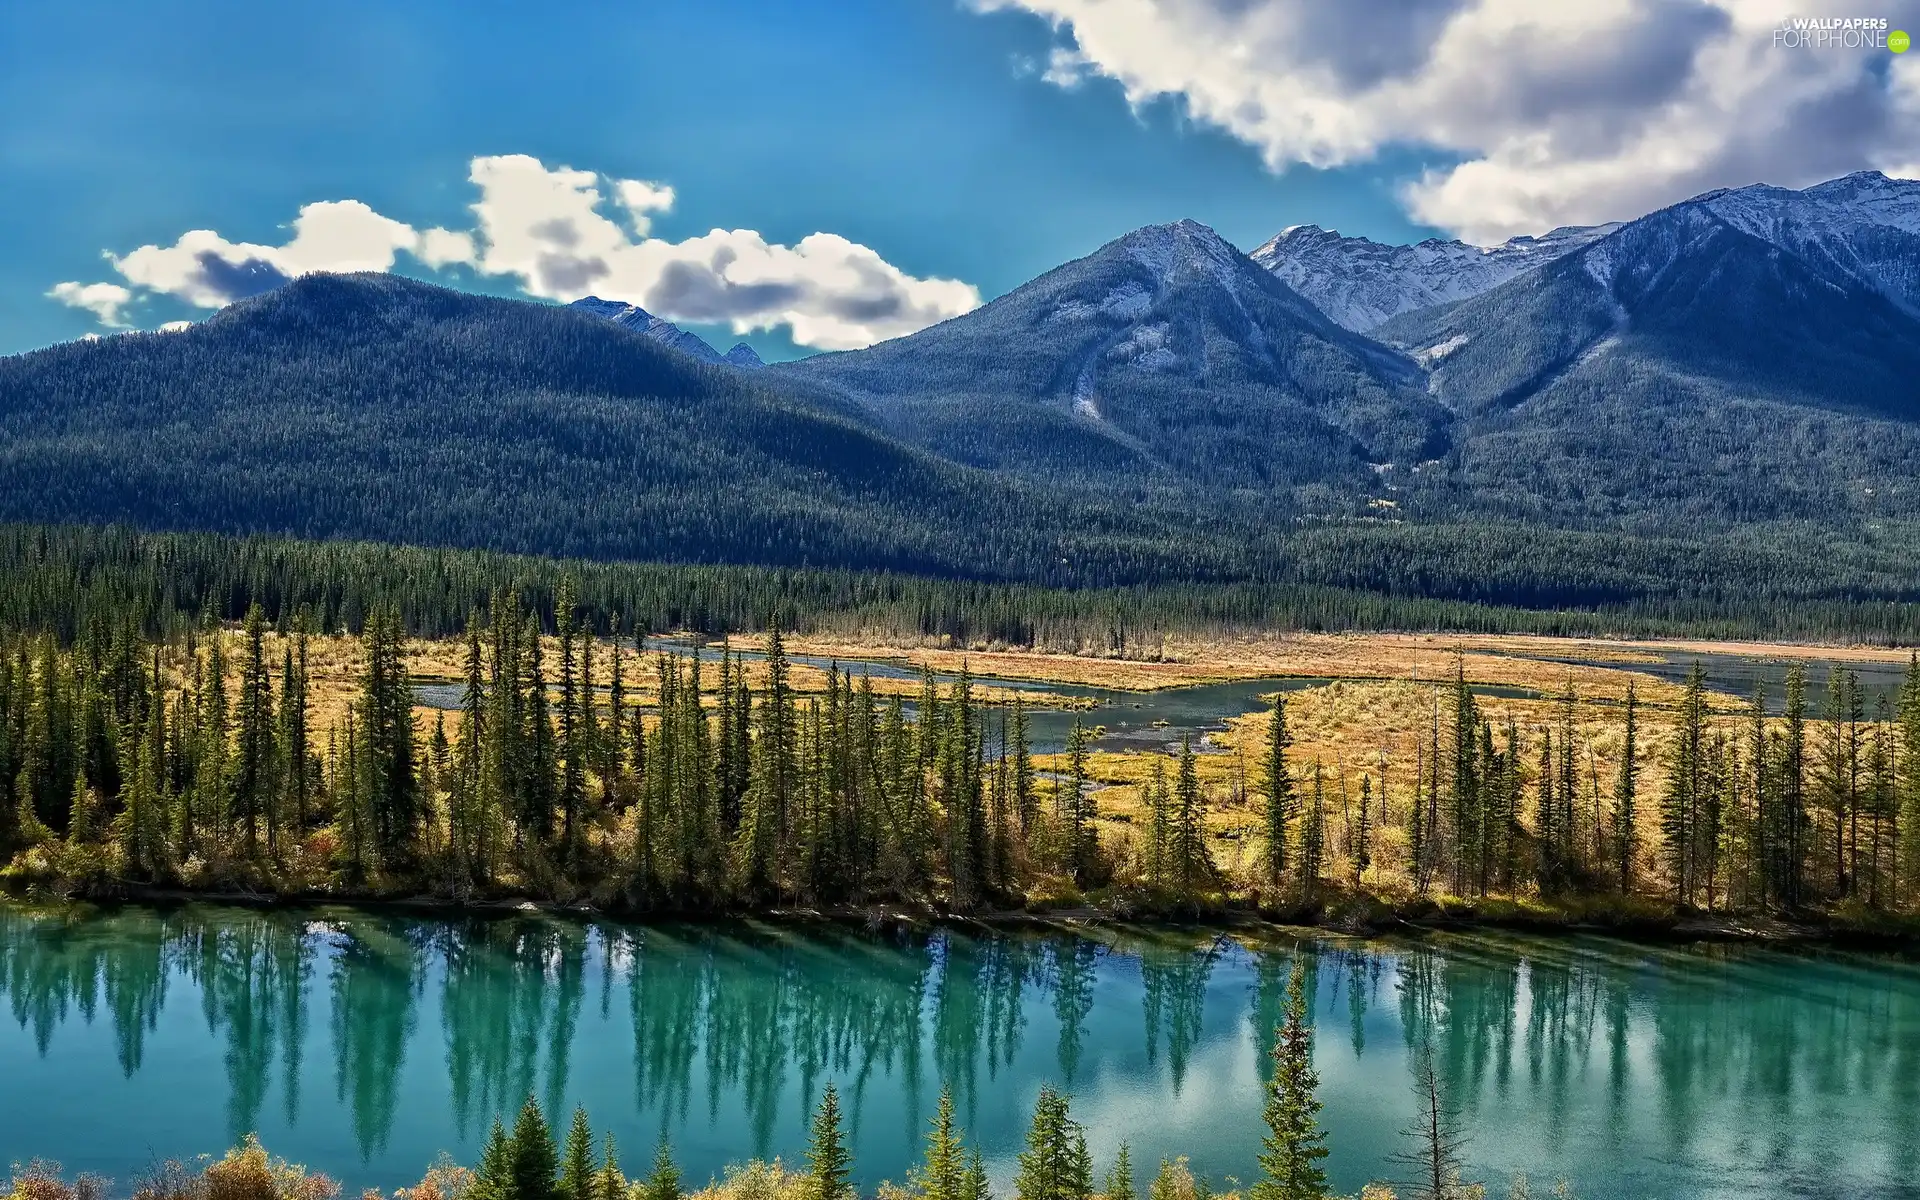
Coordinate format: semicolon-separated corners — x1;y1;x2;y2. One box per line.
1255;172;1920;334
1251;222;1617;331
569;296;733;364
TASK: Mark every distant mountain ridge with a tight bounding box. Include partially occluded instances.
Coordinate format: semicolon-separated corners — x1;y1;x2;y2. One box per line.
6;171;1920;604
569;296;764;367
1251;221;1620;331
776;218;1444;489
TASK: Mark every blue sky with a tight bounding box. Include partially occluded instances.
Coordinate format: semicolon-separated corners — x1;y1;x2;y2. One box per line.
0;0;1441;357
5;0;1915;358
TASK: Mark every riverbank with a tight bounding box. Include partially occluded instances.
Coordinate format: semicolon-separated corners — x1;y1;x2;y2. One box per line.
12;874;1918;954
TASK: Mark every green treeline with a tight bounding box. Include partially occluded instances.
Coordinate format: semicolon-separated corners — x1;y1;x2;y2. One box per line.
6;577;1920;919
7;522;1920;650
1392;661;1920;914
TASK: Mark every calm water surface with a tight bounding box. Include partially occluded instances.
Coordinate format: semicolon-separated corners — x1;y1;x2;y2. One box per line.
3;906;1918;1200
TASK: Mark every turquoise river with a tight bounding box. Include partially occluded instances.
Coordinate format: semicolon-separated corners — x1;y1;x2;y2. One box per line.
2;906;1917;1199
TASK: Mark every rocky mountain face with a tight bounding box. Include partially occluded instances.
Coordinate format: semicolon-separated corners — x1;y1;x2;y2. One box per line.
776;218;1445;489
569;297;763;368
1250;222;1618;331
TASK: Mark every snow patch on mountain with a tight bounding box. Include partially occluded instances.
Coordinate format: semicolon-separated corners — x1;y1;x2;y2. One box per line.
1411;334;1468;366
1252;222;1618;331
1687;172;1920;311
1262;172;1920;335
569;296;735;364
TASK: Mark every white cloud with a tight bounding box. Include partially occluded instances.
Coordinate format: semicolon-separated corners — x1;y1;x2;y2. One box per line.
54;154;977;350
462;154;979;350
613;178;676;235
47;280;134;326
415;227;478;269
157;320;194;332
974;0;1920;242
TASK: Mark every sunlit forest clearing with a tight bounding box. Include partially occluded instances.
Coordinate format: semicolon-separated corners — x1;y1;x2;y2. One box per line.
3;517;1915;924
89;621;1906;922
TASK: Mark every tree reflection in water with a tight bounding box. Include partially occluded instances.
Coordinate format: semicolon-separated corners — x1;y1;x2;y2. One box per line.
3;907;1920;1199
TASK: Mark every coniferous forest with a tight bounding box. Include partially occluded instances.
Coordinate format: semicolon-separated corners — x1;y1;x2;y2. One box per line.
3;527;1919;926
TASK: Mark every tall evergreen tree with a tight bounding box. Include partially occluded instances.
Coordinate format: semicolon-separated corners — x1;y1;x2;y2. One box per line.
1170;737;1211;900
1900;653;1920;908
473;1119;516;1200
1301;763;1325;888
1663;664;1707;904
1062;720;1092;886
1251;959;1330;1200
805;1085;854;1200
1261;695;1295;893
509;1096;560;1200
1783;664;1810;908
559;1107;596;1200
232;604;274;855
1014;1088;1091;1200
915;1086;966;1200
639;1141;681;1200
1613;681;1638;894
1103;1146;1135;1200
595;1136;625;1200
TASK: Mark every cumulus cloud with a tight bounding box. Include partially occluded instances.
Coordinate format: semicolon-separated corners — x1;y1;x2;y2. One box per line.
461;154;979;349
50;155;978;350
46;281;134;326
974;0;1920;242
614;178;676;234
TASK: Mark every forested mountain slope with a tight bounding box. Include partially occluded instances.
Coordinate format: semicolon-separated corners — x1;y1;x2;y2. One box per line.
1377;181;1920;527
0;273;1268;585
9;174;1920;611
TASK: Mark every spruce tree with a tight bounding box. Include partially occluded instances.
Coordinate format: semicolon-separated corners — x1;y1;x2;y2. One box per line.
1783;663;1809;908
916;1086;966;1200
1449;659;1480;896
509;1095;560;1200
1301;764;1325;888
1613;680;1638;894
473;1118;516;1200
66;771;93;846
1062;721;1091;885
1144;758;1171;888
640;1140;681;1200
1104;1143;1135;1200
1251;960;1329;1200
559;1106;596;1200
1012;697;1035;834
1664;664;1706;904
1171;738;1210;900
1015;1087;1090;1200
595;1135;625;1200
806;1084;854;1200
963;1148;989;1200
233;604;273;854
1260;695;1294;892
1900;653;1920;909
